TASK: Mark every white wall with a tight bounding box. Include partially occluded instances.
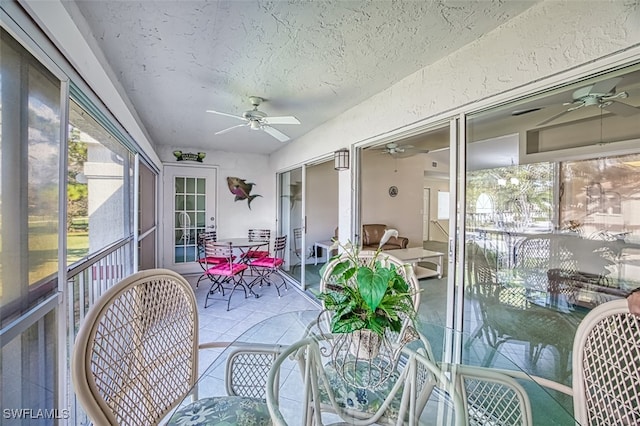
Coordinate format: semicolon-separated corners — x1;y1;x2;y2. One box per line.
361;153;425;247
157;146;274;240
306;161;338;252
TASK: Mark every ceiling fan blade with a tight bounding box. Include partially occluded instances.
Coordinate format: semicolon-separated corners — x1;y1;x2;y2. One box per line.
263;125;290;142
589;77;622;95
214;123;247;135
602;101;639;116
538;109;573;126
263;116;300;125
206;110;246;121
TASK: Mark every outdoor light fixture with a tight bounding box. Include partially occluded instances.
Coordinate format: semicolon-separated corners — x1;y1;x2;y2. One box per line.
334;149;349;171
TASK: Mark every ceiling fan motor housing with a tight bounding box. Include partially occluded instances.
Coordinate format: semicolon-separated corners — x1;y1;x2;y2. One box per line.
243;109;267;120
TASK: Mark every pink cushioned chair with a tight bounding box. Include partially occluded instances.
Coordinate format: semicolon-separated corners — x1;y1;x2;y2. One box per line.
203;240;253;310
245;228;271;259
195;230;226;288
248;235;288;297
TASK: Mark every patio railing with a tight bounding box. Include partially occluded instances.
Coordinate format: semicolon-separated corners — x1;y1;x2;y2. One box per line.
66;236;135;425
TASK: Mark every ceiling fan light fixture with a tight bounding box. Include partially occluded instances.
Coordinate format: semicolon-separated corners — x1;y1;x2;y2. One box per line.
249;120;261;130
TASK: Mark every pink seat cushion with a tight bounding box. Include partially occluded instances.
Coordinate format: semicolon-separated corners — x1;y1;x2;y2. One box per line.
198;256;228;265
208;262;248;276
250;257;284;268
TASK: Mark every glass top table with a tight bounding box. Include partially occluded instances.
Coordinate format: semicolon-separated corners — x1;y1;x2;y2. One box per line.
167;310;575;425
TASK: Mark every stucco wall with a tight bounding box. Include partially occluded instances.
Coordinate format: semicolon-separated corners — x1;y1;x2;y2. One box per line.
271;1;640;171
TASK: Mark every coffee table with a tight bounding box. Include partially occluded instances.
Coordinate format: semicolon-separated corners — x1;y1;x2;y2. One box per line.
388;247;445;279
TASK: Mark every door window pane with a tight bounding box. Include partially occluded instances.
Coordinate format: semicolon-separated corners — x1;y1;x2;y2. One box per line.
173;176;207;263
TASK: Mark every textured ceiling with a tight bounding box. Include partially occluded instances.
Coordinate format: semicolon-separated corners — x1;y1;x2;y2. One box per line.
67;1;539;155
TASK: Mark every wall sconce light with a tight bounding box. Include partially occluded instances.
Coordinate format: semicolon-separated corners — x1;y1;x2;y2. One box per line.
334;149;349;171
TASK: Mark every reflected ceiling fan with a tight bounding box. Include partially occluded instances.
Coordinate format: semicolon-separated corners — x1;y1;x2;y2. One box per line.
207;96;300;142
535;77;639;126
377;142;430;158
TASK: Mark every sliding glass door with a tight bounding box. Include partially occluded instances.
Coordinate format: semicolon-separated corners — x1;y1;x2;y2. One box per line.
278;167;306;289
461;64;640;391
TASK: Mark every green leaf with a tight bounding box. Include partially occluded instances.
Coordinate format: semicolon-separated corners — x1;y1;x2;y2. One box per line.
357;266;390;312
332;316;366;334
330;260;352;277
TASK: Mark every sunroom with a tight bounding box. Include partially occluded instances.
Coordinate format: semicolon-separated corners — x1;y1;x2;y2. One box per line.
2;1;640;424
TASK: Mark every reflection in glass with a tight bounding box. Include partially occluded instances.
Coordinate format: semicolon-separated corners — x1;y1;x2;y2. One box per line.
464;66;640;392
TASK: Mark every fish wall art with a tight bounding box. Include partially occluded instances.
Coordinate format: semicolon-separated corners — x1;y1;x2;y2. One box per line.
226;176;262;210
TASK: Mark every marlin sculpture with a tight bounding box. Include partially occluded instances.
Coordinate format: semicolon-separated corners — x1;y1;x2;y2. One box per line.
226;176;262;210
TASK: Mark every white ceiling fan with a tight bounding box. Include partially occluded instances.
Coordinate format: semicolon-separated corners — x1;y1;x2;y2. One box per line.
207;96;300;142
377;142;430;158
536;77;639;126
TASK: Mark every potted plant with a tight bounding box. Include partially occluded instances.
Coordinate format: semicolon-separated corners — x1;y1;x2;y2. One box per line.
317;241;418;359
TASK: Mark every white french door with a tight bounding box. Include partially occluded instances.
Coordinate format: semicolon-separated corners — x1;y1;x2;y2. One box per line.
162;164;217;274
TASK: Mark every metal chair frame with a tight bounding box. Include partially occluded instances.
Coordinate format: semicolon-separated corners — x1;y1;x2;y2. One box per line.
248;235;289;297
203;240;253;310
195;230;222;288
246;228;271;259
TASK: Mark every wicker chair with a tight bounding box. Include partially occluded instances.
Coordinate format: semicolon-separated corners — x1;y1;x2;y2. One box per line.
572;298;640;425
268;337;536;426
72;269;281;426
306;250;429;423
466;242;575;380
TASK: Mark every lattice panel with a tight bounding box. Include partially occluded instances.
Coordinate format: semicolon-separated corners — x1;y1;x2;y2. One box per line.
229;352;276;399
581;312;640;425
89;277;196;425
464;378;524;426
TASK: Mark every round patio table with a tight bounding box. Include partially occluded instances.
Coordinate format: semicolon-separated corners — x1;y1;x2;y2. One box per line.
169;310;576;425
216;237;270;261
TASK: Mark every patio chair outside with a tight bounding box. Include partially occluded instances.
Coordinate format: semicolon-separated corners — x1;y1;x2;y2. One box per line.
178;211;191;244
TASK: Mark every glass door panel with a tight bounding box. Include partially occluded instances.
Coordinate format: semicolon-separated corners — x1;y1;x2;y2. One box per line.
462;65;640;394
278;167;305;289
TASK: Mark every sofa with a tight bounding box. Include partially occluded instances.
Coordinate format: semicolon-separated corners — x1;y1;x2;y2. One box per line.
361;224;409;251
